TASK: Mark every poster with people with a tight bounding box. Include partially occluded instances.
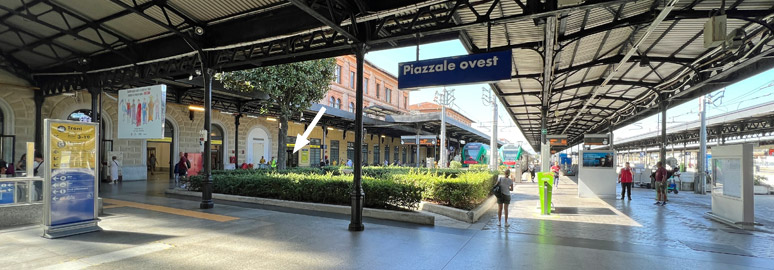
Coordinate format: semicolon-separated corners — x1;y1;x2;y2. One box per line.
117;85;167;139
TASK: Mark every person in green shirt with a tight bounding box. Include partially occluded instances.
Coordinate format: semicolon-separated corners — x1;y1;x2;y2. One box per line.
270;157;277;169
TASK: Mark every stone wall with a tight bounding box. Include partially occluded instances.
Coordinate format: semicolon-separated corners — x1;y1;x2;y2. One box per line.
0;88;429;180
0;86;36;164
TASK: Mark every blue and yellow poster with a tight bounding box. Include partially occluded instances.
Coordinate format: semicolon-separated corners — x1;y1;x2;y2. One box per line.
48;121;97;226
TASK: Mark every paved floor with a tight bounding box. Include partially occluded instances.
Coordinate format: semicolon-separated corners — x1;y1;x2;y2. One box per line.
2;174;774;269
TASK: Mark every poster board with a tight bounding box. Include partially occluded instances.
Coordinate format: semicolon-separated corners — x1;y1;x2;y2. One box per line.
577;150;617;198
712;158;742;198
117;85;167;139
43;119;101;238
707;144;755;229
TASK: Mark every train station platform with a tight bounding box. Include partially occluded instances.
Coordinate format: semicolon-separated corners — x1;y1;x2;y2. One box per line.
2;175;774;269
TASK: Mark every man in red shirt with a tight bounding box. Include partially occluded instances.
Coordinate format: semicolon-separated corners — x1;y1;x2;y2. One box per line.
618;162;634;200
551;162;561;187
654;162;668;206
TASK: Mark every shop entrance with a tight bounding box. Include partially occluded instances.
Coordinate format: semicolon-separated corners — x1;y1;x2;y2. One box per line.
286;150;299;168
147;120;175;179
211;125;224;170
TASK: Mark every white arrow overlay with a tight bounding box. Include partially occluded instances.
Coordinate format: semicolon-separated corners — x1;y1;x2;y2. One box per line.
293;107;326;153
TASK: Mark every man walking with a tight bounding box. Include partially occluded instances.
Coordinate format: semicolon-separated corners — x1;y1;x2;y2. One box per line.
654;162;668;206
619;162;633;200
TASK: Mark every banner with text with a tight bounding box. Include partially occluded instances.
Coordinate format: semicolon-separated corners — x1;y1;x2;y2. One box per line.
118;85;167;139
46;120;98;226
398;50;512;89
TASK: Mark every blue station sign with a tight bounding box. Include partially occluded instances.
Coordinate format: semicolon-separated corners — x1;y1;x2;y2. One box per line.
398;50;512;89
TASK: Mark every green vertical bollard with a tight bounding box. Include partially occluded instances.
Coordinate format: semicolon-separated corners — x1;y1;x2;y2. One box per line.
537;172;554;215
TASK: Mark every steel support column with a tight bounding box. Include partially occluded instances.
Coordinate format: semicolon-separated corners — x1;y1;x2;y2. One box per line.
540;106;549;172
200;66;214;209
34;91;43;150
416;123;421;168
698;95;708;194
322;125;327;165
349;44;366;232
659;94;667;167
89;86;101;189
234;113;240;169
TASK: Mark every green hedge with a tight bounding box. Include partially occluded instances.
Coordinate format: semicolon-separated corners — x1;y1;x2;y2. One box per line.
192;166;496;211
392;170;497;210
189;173;423;210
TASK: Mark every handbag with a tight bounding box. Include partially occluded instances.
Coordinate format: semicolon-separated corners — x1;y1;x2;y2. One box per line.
491;181;502;198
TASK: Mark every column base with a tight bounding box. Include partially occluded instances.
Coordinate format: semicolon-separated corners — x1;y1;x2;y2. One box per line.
200;201;214;209
348;223;365;231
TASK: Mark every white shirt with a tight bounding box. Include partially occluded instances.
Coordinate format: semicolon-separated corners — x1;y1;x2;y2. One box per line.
110;160;120;180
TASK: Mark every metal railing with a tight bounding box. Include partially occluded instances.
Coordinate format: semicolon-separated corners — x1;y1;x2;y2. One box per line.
0;177;44;206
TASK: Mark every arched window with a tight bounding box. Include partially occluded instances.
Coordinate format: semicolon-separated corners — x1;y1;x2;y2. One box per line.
67;109;93;122
0;108;4;135
336;98;341;109
329;97;335;107
349;102;354;113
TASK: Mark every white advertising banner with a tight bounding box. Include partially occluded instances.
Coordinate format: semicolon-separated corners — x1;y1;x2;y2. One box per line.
117;85;166;139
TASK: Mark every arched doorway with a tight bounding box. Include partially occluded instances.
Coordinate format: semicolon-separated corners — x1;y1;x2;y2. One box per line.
147;119;175;179
0;104;13;164
66;109;109;180
211;125;224;170
246;126;271;168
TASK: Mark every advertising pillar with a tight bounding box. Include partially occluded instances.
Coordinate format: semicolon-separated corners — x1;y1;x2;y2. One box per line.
43;119;101;238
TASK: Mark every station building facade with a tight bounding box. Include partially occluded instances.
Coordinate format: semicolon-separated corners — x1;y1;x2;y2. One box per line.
0;56;486;181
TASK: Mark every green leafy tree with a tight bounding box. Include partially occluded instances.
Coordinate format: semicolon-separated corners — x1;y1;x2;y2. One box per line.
218;58;336;170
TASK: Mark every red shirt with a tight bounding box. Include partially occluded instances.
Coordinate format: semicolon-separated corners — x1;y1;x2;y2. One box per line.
620;167;633;183
551;165;560;173
655;167;667;182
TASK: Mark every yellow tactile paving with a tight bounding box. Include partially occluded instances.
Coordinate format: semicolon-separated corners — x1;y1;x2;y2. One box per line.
103;198;239;222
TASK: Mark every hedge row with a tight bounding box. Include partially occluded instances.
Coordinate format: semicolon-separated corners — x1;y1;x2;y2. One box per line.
392;170;497;210
188;173;423;210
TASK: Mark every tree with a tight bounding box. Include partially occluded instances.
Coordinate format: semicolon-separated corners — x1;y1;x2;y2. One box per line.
218;58;336;170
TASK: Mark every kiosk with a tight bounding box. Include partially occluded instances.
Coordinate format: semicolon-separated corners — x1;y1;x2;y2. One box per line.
705;144;757;230
578;150;617;198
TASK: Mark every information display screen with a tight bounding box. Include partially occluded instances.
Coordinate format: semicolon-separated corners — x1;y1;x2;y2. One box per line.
47;121;97;226
713;158;742;198
582;152;614;168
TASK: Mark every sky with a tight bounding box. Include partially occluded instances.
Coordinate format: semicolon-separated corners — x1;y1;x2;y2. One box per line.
365;40;774;155
365;40;535;153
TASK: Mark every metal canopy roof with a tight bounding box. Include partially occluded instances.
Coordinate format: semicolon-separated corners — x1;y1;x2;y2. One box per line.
2;0;774;154
454;0;774;152
614;101;774;150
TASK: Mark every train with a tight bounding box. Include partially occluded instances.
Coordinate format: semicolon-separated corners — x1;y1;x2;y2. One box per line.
461;143;525;168
499;144;523;168
461;143;490;167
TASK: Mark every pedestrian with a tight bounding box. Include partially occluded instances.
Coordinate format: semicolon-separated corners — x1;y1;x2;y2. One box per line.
551;161;561;187
654;161;668;206
16;153;26;175
619;162;633;200
109;156;121;184
346;159;353;167
496;169;513;227
529;164;536;183
148;154;157;176
260;156;266;165
177;152;190;187
270;157;277;169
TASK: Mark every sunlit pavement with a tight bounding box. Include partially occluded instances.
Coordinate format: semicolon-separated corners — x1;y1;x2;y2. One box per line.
2;175;774;269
